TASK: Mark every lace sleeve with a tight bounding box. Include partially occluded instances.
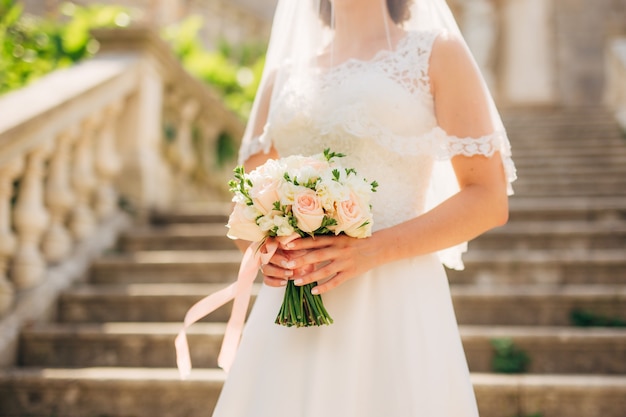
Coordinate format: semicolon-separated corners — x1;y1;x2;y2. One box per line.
237;124;273;165
442;130;505;157
437;128;517;196
428;128;517;270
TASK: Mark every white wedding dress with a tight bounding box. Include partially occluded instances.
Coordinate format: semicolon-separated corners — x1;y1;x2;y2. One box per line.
213;29;511;417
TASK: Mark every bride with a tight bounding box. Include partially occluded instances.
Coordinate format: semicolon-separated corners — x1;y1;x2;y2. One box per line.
211;0;516;415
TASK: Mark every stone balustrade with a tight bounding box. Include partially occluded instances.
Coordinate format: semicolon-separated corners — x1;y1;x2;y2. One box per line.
606;38;626;131
0;26;244;363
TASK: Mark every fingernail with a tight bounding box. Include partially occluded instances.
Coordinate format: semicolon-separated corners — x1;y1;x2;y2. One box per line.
279;280;288;286
281;260;295;268
294;279;303;286
284;270;293;277
311;288;319;295
285;243;295;249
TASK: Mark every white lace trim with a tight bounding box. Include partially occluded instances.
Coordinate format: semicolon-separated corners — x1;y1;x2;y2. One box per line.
317;30;439;102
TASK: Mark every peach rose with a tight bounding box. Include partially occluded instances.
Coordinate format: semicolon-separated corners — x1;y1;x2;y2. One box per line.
334;192;372;238
226;203;265;242
292;189;325;233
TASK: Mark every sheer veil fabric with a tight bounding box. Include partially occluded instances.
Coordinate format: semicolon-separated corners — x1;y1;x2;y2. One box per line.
239;0;516;270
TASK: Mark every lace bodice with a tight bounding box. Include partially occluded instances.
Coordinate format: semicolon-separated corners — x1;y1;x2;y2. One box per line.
240;30;515;268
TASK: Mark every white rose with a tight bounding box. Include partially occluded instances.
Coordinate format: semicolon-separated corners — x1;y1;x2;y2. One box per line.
316;175;349;211
226;203;265;242
279;182;305;206
273;215;296;237
249;177;282;214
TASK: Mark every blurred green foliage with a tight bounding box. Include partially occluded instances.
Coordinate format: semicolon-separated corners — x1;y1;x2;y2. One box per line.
161;15;266;120
1;0;264;173
0;1;265;122
0;0;132;95
490;338;530;374
570;309;626;327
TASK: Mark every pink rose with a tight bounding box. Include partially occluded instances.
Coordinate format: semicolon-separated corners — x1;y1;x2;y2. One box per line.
292;189;325;233
334;192;371;238
250;178;281;214
226;203;265;242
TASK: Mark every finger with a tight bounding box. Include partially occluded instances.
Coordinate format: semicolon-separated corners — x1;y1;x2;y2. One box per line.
261;263;294;280
293;260;339;287
263;276;289;287
311;273;346;295
283;235;337;250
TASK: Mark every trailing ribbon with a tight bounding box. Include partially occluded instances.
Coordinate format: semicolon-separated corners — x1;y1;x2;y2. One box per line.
175;234;299;379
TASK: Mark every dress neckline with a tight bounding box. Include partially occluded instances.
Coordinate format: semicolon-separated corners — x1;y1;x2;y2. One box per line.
314;30;419;74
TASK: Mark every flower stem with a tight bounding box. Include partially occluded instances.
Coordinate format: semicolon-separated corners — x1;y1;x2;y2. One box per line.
275;281;333;327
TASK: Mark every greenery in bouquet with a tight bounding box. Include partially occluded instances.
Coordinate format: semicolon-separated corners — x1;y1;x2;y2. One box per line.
227;149;378;327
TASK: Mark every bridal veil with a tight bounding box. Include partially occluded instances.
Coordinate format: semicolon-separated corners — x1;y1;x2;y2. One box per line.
238;0;517;269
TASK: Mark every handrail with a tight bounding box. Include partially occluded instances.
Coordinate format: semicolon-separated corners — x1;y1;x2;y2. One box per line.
0;26;245;362
0;55;140;165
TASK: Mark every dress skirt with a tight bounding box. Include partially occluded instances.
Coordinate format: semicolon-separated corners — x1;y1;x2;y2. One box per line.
212;253;479;417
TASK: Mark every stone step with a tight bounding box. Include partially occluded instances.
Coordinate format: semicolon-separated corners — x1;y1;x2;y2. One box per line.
116;218;626;254
502;105;617;119
90;248;626;286
514;172;626;186
509;128;623;141
512;144;626;156
461;326;626;374
503;111;621;127
114;221;626;254
512;155;626;169
509;129;623;142
513;165;626;178
119;224;234;252
59;283;257;323
452;285;626;326
514;164;626;177
150;202;231;225
1;368;624;417
448;249;626;286
511;136;625;147
508;184;626;197
18;323;626;374
472;221;626;250
90;250;242;284
146;197;626;225
58;283;626;327
508;197;626;222
0;367;224;417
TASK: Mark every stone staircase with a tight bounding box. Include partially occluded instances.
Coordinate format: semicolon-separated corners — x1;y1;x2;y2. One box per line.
1;106;626;417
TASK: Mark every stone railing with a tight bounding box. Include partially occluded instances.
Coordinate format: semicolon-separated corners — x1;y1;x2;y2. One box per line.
606;38;626;131
0;26;244;364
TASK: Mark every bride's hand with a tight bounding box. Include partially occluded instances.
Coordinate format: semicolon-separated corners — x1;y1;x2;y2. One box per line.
260;241;311;287
281;234;380;295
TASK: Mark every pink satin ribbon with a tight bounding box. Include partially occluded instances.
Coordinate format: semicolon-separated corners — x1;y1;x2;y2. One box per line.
175;234;299;379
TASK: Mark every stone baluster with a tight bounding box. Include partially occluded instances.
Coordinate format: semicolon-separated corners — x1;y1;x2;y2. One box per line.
0;158;24;315
11;145;51;289
198;119;223;193
69;115;99;241
174;98;199;200
94;102;122;220
205;118;221;157
42;128;77;263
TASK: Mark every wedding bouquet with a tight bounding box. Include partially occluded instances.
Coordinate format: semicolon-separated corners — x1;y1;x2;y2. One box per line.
226;149;377;327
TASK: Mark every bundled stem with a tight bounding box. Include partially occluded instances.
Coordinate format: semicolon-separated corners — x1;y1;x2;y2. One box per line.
275;281;333;327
